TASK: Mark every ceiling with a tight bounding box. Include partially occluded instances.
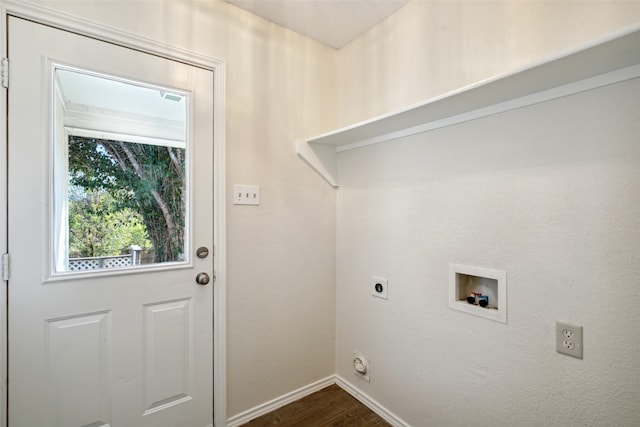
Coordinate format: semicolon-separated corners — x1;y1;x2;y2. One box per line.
223;0;410;49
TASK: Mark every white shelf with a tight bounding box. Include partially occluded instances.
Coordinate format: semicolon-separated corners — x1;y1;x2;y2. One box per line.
297;25;640;187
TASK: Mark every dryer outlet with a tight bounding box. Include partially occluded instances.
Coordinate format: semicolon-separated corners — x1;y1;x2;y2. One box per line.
353;351;370;382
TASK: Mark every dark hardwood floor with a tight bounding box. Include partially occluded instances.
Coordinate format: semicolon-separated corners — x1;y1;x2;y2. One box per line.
241;384;391;426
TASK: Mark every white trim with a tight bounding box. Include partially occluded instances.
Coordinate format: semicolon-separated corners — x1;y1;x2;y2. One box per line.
0;1;227;426
226;376;336;427
212;60;228;427
66;127;185;149
335;376;411;427
0;7;8;427
2;0;223;70
226;375;411;427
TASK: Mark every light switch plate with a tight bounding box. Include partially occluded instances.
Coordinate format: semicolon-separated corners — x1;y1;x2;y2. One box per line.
233;185;260;205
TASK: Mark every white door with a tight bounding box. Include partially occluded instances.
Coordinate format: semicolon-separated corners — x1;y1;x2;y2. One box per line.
7;17;214;427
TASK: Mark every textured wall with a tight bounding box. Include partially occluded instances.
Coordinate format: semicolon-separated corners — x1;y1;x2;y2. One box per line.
336;60;640;427
26;0;338;419
336;3;640;424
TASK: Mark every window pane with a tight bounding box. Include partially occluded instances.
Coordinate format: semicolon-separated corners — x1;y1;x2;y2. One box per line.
53;67;188;273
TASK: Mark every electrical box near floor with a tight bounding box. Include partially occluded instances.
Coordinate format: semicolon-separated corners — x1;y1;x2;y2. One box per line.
449;263;507;323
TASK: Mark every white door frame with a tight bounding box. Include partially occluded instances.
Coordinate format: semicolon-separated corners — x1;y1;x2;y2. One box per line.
0;1;227;426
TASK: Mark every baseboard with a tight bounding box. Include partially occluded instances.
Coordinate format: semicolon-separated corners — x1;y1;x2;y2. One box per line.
226;375;335;427
335;375;411;427
226;374;410;427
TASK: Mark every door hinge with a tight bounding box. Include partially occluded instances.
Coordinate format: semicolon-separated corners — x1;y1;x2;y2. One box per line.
1;57;8;89
1;253;9;281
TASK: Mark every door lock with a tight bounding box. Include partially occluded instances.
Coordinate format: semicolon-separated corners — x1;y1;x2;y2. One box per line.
196;247;209;259
195;272;210;285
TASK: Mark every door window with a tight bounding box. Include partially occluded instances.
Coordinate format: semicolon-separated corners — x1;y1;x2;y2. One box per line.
53;66;189;274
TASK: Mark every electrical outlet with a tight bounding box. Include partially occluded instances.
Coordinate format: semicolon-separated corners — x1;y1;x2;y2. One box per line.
556;321;583;359
353;351;370;382
233;184;260;205
372;276;388;299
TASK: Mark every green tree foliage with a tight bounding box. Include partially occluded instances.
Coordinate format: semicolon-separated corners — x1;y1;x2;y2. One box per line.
68;188;152;258
68;136;185;262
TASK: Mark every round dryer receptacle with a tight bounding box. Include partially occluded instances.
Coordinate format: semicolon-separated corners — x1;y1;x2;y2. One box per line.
353;357;367;374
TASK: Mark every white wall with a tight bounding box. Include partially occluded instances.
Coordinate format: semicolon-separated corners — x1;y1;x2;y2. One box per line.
337;77;640;426
23;0;338;419
336;1;640;425
337;0;640;125
12;0;640;425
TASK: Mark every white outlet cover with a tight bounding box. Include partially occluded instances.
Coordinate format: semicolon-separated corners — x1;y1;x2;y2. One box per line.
556;321;583;359
372;276;388;299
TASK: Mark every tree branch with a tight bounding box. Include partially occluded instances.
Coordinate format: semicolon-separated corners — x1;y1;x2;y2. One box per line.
116;142;177;241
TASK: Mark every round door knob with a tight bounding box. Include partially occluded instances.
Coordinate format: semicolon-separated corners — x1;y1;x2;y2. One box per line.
195;272;210;285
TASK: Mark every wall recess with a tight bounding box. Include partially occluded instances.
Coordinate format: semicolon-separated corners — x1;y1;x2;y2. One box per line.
449;263;507;323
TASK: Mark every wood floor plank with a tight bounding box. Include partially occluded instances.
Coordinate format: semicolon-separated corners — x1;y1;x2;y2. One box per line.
241;384;391;427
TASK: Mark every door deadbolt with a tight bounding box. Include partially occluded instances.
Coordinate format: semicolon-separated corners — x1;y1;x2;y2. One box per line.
196;246;209;259
195;272;210;285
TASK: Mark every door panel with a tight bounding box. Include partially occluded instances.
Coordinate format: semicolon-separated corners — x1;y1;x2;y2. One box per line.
143;298;193;414
7;17;214;427
45;311;112;427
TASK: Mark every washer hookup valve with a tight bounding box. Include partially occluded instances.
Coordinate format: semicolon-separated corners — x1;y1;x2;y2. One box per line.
466;292;489;307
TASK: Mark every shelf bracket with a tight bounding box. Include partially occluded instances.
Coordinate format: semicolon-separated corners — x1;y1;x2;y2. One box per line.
296;140;339;188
